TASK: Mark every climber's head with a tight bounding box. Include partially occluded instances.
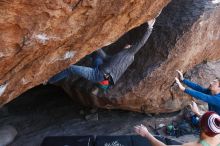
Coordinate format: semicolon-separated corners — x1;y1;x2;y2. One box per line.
208;78;220;93
200;111;220;137
103;73;110;80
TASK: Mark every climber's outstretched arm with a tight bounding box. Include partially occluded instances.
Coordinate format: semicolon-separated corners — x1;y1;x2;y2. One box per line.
128;19;155;54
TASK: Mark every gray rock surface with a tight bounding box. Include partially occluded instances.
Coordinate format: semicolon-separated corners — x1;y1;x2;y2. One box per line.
0;125;17;146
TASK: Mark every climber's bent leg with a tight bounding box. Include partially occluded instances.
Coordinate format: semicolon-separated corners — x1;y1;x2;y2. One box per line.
48;68;72;84
68;65;104;82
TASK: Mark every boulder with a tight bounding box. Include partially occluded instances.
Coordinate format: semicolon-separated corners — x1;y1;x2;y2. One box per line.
60;0;220;113
0;0;170;105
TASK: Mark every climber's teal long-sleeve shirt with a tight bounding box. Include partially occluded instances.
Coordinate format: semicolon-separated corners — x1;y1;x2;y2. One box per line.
183;79;220;115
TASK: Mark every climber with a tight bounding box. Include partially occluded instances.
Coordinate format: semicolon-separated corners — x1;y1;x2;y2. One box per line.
175;70;220;115
48;47;112;90
48;17;157;89
135;111;220;146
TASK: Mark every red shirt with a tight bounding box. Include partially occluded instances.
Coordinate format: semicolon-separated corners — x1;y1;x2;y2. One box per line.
99;80;109;85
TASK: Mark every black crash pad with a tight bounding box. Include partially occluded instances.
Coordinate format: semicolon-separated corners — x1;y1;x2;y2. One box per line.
41;135;182;146
131;135;182;145
41;136;94;146
95;136;132;146
131;135;166;146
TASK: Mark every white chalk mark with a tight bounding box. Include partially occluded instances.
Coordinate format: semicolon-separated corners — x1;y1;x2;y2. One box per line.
63;51;75;60
212;0;220;4
34;33;59;44
48;51;76;64
21;78;29;85
0;83;8;96
35;34;49;43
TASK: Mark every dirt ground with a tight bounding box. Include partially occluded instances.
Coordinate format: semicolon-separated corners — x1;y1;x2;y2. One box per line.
0;85;198;146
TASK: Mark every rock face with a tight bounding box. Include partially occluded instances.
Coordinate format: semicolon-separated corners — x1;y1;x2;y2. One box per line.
185;61;220;88
60;0;220;113
0;0;170;105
